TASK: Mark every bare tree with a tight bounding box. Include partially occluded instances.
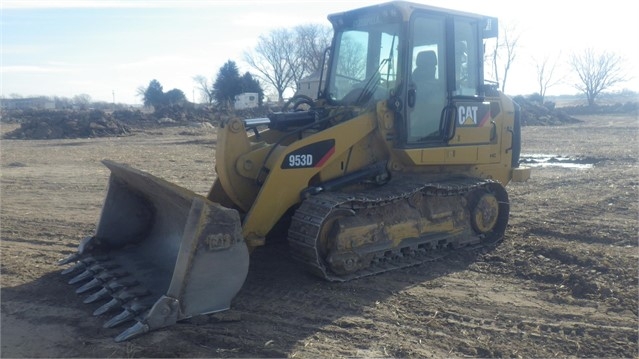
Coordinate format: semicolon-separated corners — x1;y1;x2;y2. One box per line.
534;53;563;103
336;34;366;80
245;28;296;104
245;24;333;103
569;49;626;106
193;75;215;104
72;94;92;109
136;85;147;102
486;22;520;94
291;24;333;89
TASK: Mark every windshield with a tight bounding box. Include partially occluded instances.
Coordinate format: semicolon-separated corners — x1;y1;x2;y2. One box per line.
327;21;401;106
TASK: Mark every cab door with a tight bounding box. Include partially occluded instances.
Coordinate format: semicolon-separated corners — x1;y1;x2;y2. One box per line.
404;12;500;165
406;14;447;143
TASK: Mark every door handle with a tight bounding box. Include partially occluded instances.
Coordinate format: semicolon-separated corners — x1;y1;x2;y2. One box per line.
408;88;416;108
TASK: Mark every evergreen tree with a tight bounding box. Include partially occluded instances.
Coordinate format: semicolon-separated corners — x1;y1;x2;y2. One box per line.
140;79;188;108
213;61;242;107
143;79;164;107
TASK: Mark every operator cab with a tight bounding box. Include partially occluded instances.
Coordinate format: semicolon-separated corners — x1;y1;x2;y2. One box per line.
324;1;498;147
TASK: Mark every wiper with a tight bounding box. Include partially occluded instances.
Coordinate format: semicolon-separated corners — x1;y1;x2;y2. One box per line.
355;58;388;105
385;33;397;84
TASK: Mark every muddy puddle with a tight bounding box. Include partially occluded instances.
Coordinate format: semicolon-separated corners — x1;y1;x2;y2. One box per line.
519;154;600;169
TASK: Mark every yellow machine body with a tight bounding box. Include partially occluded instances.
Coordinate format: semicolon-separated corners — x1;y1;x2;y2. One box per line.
60;1;527;341
212;92;521;249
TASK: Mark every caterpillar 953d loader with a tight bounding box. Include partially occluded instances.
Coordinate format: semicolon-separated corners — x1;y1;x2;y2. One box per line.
59;1;530;342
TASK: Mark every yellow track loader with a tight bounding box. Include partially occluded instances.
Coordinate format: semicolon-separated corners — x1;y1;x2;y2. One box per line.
60;1;530;341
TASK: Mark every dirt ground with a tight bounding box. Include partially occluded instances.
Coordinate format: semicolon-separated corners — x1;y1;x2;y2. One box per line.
1;114;637;358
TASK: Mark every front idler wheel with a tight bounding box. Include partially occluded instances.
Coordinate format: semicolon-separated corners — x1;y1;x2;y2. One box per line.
469;184;509;242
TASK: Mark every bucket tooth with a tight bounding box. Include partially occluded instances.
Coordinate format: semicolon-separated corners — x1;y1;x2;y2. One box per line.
103;301;150;329
68;262;119;285
58;252;82;266
75;269;129;294
93;298;122;316
115;295;180;342
58;248;105;266
103;308;137;329
83;277;138;304
115;321;148;343
68;269;97;285
59;239;108;266
92;287;150;316
60;256;102;275
61;263;84;276
84;287;111;304
76;278;103;294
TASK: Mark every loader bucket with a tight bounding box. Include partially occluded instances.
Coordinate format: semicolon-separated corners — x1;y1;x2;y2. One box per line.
59;160;249;342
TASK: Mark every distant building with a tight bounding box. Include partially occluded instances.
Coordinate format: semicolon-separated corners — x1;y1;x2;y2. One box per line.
296;70;322;99
234;92;259;110
1;97;55;110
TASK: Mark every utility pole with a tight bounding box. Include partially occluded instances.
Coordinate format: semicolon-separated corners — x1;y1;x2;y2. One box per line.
112;90;115;104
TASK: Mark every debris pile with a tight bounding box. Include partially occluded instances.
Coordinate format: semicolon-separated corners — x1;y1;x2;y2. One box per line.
111;106;223;128
4;95;616;140
2;109;130;140
513;96;582;126
561;101;638;116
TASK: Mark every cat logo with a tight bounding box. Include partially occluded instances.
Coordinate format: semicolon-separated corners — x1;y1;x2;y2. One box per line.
458;105;478;125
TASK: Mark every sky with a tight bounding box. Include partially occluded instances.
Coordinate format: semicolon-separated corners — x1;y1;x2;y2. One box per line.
2;0;638;104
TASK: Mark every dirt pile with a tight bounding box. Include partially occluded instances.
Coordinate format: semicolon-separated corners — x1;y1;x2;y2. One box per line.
0;105;277;140
1;98;606;140
562;101;639;116
105;107;217;128
2;109;130;140
513;96;582;126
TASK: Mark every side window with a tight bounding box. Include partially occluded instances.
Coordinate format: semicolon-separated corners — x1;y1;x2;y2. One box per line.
454;20;479;96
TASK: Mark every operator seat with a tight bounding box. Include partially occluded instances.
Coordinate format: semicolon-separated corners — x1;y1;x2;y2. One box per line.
412;50;437;83
410;50;445;140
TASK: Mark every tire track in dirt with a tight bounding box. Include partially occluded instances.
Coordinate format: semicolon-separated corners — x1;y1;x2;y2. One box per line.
2;116;637;358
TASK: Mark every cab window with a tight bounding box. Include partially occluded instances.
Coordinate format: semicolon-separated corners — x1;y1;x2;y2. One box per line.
453;20;480;97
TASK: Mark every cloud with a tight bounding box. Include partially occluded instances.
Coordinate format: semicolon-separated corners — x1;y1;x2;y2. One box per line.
0;65;73;74
1;44;50;55
116;55;202;71
1;0;264;9
233;11;323;30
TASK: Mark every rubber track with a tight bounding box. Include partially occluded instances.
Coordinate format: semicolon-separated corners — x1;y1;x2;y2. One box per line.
288;176;501;282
